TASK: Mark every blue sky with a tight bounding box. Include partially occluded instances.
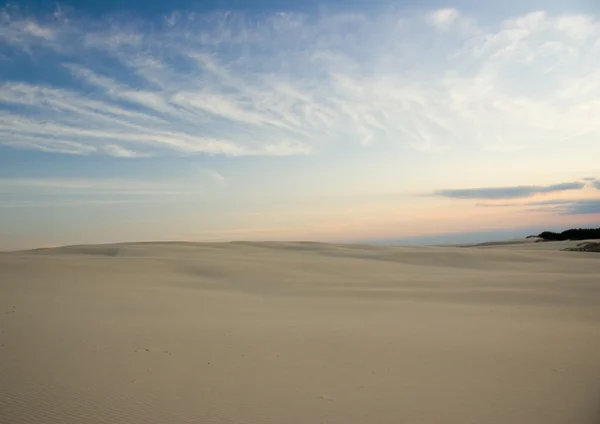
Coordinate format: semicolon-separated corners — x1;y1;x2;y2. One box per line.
1;0;600;249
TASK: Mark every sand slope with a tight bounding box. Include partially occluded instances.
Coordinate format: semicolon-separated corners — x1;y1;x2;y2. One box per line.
1;241;599;424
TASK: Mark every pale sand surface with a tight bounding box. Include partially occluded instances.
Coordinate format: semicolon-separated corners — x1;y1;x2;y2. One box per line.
1;241;600;424
471;239;600;251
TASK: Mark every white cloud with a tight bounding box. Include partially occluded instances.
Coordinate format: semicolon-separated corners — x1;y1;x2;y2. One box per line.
103;144;148;157
503;11;548;32
427;8;460;30
0;178;186;193
22;21;55;40
0;177;213;208
203;169;229;186
555;14;597;40
0;8;599;157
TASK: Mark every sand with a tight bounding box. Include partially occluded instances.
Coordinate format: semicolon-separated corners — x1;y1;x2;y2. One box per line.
1;241;599;424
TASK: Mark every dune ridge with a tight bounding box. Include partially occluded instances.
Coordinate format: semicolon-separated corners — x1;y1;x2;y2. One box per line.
1;240;600;424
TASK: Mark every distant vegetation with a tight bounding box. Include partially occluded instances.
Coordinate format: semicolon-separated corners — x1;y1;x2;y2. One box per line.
536;228;600;241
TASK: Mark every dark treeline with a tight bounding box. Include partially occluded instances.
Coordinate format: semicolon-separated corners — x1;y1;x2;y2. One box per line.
537;228;600;241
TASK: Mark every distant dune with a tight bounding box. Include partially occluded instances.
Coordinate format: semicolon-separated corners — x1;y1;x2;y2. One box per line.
467;237;600;251
562;241;600;252
1;241;600;424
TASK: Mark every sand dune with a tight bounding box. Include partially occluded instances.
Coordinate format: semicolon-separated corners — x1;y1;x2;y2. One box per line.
1;241;599;424
468;238;600;251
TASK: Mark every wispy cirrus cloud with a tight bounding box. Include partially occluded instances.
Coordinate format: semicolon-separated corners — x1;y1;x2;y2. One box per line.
560;199;600;215
0;172;228;208
426;8;461;30
202;169;229;187
1;7;600;157
527;199;600;215
476;199;573;208
0;177;191;196
476;197;600;215
434;181;585;200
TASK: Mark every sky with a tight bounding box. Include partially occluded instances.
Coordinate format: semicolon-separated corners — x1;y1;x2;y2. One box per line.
1;0;600;250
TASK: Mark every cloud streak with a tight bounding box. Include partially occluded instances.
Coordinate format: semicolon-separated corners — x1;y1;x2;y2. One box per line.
476;197;600;215
0;7;599;157
434;181;585;200
561;199;600;215
529;199;600;215
0;175;227;208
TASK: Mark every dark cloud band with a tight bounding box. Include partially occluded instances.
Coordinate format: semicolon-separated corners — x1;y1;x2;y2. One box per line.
434;182;584;200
